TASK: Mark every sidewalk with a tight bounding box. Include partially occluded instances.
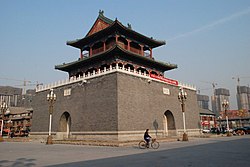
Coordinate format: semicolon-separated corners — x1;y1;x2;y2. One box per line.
1;136;179;146
0;135;249;167
1;133;232;146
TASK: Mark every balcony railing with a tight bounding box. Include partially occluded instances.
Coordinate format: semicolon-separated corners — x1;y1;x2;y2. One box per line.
36;64;196;92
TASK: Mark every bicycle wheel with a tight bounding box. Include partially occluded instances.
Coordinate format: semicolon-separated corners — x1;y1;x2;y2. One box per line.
151;141;159;149
139;141;146;149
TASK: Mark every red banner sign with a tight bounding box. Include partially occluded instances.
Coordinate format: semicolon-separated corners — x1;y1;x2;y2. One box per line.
201;122;210;125
150;74;178;86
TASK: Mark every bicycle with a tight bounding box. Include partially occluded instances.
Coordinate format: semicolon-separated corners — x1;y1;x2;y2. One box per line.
139;138;159;149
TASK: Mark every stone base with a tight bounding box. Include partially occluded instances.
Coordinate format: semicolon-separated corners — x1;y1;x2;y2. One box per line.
31;130;202;144
226;132;232;137
182;133;188;141
46;135;53;145
52;136;178;147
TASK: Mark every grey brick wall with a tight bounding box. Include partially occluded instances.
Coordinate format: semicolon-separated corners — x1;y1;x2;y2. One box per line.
117;72;200;131
31;71;200;140
32;73;118;133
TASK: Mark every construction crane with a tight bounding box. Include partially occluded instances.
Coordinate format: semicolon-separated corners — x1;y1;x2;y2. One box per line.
232;76;250;86
200;81;218;95
196;87;211;94
0;77;42;94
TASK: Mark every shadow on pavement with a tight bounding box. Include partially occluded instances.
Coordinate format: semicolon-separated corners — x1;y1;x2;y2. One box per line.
46;138;250;167
0;158;36;167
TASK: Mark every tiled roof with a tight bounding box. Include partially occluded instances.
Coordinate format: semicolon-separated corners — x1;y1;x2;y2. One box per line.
67;13;165;49
97;10;114;25
199;108;215;115
8;107;32;114
55;44;177;72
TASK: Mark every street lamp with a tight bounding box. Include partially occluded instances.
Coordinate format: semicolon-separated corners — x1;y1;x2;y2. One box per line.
178;87;188;141
222;99;230;136
217;116;222;134
0;102;8;142
217;116;222;133
46;89;56;144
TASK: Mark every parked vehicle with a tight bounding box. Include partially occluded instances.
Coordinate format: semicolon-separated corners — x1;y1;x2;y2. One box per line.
2;129;10;136
210;128;218;134
244;126;250;132
233;127;250;135
225;129;233;133
202;129;210;133
210;127;233;134
12;130;29;137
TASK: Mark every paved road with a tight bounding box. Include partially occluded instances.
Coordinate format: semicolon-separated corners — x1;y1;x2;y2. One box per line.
0;135;249;167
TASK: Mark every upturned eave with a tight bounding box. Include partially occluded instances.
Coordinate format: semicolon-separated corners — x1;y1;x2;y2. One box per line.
67;19;165;49
55;45;177;72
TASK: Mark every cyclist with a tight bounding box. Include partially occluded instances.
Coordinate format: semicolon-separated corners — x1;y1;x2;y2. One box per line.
144;129;151;148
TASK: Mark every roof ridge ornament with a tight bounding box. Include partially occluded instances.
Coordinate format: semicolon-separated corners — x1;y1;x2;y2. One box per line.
99;10;104;16
127;23;132;29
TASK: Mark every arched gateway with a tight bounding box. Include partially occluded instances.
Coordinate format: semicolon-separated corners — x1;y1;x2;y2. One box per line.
163;110;177;136
59;112;71;139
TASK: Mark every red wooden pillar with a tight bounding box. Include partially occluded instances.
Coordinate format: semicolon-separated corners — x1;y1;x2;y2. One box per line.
89;47;93;57
140;44;143;56
80;49;83;59
103;41;106;51
115;35;118;43
150;48;152;58
127;39;131;51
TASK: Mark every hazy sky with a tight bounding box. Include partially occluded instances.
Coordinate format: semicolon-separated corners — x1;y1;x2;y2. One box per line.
0;0;250;109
